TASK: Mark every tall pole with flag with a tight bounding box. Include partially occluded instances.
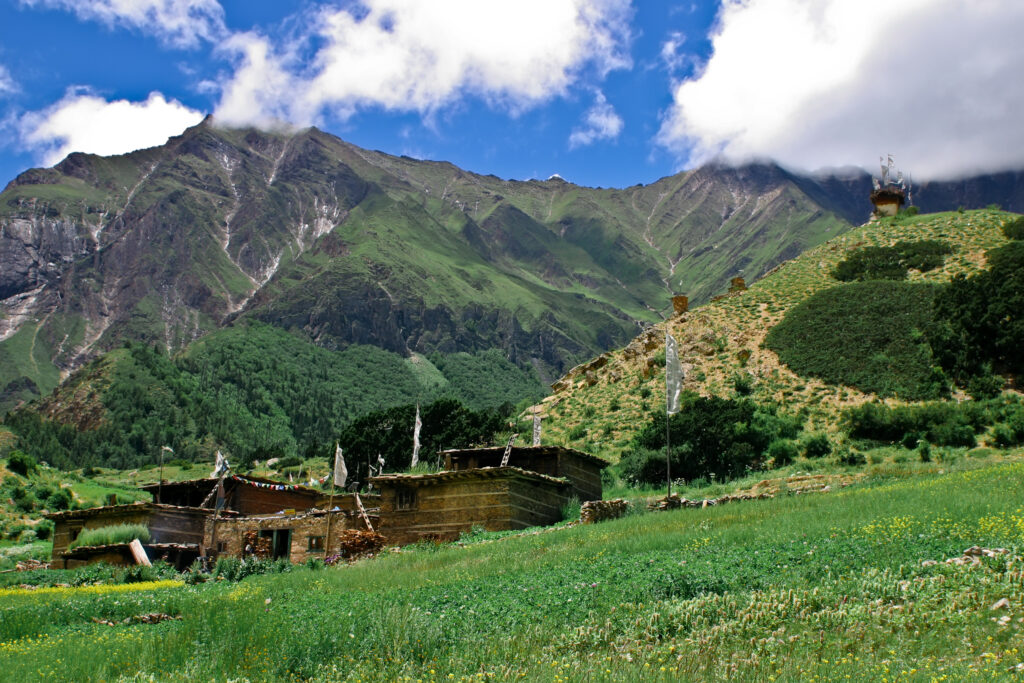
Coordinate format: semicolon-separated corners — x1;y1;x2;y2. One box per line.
411;404;422;469
665;329;684;498
325;443;347;558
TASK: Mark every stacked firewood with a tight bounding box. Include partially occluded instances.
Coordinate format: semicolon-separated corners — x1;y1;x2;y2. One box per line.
242;530;272;558
580;499;630;524
336;529;386;559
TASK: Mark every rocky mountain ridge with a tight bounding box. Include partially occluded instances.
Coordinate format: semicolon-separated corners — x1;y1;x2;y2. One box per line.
3;118;1024;412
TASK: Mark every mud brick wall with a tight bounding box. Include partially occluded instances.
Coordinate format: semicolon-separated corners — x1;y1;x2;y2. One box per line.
208;510;365;563
376;472;570;546
443;447;604;503
148;509;208;546
229;486;322;515
555;452;603;502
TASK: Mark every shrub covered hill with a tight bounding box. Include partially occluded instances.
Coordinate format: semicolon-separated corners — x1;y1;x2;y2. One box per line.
541;208;1024;476
4;117;1024;414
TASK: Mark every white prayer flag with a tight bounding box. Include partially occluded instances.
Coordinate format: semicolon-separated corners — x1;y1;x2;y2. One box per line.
411;404;422;468
212;450;230;478
532;411;541;447
377;453;385;476
333;443;347;488
666;331;684;416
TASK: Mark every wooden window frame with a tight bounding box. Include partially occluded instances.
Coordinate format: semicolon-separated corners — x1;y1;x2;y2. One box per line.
395;487;417;510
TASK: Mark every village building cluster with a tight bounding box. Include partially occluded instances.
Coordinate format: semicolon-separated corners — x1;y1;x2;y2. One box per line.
46;446;606;568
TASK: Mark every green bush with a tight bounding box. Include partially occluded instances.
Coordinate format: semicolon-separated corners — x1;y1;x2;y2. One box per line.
619;397;798;485
836;447;866;466
1002;216;1024;240
69;523;151;549
930;241;1024;384
844;401;989;446
34;520;54;541
918;441;932;462
831;240;950;282
801;433;832;459
45;487;73;511
767;440;798;467
966;372;1004;399
6;450;37;477
764;281;948;400
567;424;587;441
732;374;753;396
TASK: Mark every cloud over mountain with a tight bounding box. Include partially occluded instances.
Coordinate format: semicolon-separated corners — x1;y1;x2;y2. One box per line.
213;0;633;127
659;0;1024;180
19;90;204;164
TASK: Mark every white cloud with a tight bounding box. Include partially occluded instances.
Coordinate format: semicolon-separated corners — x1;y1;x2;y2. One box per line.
0;65;17;95
20;0;226;48
212;0;632;127
212;33;298;129
569;91;624;148
659;0;1024;180
660;31;689;75
20;90;204;165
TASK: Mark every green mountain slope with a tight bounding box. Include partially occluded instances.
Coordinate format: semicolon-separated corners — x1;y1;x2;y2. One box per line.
539;209;1021;459
1;120;868;412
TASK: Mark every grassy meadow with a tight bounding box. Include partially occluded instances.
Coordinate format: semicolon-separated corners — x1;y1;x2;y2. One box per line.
2;457;1024;681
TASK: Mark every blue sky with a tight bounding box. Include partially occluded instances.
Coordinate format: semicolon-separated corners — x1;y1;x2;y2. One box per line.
2;1;1023;190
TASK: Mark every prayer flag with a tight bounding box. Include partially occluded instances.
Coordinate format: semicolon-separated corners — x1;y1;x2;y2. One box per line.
666;331;684;416
212;450;230;478
333;444;347;488
532;411;541;447
411;404;422;468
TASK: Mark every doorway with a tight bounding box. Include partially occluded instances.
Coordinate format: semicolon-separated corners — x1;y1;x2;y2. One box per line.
259;529;292;560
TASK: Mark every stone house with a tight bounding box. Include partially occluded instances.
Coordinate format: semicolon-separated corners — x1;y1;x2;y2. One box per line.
46;447;607;566
441;445;605;502
372;446;608;545
47;502;227;569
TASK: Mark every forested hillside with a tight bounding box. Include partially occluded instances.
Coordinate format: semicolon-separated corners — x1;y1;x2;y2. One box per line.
2;322;542;470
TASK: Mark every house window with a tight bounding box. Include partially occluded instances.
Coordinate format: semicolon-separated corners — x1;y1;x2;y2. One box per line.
308;535;325;551
216;541;227;553
69;526;82;542
395;487;417;510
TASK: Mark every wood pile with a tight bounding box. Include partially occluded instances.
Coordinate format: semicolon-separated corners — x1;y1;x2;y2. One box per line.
336;529;386;559
580;499;630;524
242;530;272;558
15;559;49;571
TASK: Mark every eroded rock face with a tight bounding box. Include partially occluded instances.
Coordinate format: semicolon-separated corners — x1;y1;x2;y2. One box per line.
0;216;89;300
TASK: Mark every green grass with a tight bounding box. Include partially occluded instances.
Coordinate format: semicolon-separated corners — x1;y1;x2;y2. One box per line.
68;523;150;549
2;459;1024;680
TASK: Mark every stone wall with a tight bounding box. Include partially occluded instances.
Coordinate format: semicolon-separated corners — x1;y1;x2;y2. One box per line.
580;499;630;524
207;510;370;564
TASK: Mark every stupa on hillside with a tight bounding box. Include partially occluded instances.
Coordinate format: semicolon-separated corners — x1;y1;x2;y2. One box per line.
870;154;910;217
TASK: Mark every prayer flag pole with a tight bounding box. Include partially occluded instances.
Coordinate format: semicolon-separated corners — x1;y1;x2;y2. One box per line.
665;329;684;499
325;443;346;558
